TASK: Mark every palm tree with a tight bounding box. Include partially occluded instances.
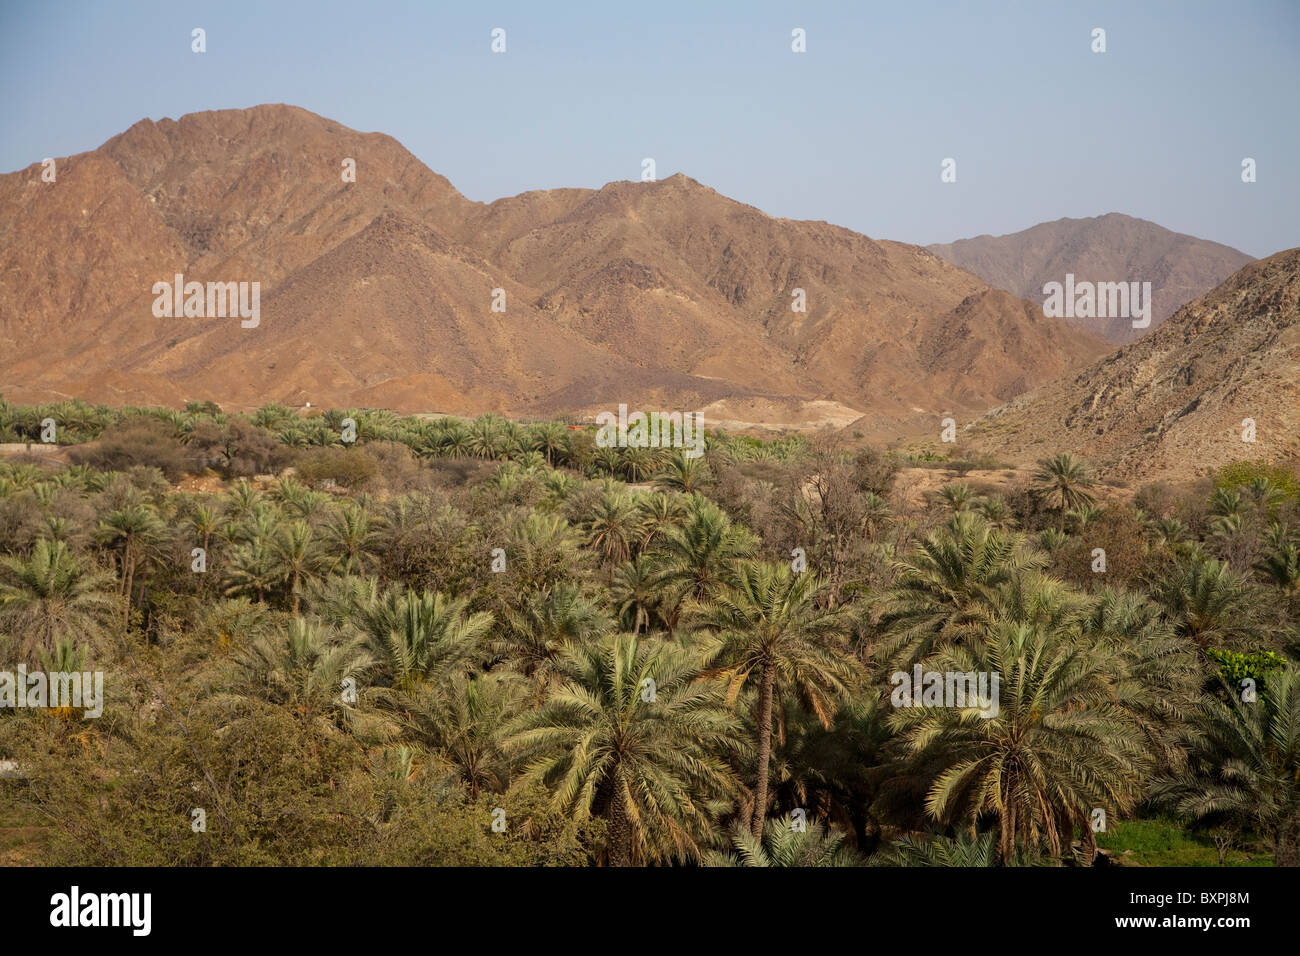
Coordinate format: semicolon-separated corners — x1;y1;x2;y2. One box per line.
359;587;493;694
0;539;116;664
892;617;1148;864
635;492;685;552
976;494;1015;530
690;562;858;838
1154;558;1260;649
1031;453;1097;531
529;422;570;467
654;495;756;606
396;670;526;797
189;501;222;561
497;583;610;698
273;520;325;614
590;445;622;478
870;831;997;867
506;513;585;595
1153;667;1300;866
272;476;327;521
321;505;381;576
937;483;974;514
1078;587;1199;773
709;816;865;866
222;536;281;604
1256;543;1300;596
468;415;508;460
505;632;743;866
220;616;374;739
95;502;165;630
654;448;711;494
583;491;643;573
611;555;659;636
438;422;473;458
879;511;1045;669
223;479;261;522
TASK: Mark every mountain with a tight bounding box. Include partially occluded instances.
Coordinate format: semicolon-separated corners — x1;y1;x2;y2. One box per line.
0;104;1108;432
927;214;1255;343
965;248;1300;482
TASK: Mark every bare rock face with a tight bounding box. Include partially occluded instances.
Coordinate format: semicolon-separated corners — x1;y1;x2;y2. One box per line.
928;214;1254;344
2;105;1107;431
968;249;1300;482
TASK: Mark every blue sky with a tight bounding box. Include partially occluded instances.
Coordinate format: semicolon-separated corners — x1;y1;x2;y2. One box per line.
2;0;1296;257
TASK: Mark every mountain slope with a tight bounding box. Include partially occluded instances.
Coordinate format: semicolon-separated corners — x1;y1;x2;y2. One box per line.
966;249;1300;481
1;104;1107;428
928;214;1254;343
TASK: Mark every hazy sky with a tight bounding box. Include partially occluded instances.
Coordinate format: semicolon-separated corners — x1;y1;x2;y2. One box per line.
2;0;1296;257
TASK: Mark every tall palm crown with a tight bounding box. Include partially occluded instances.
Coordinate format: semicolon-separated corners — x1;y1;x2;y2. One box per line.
358;587;493;694
505;632;743;866
689;561;858;839
1031;453;1097;529
879;511;1045;670
1153;666;1300;866
892;615;1149;864
0;538;116;664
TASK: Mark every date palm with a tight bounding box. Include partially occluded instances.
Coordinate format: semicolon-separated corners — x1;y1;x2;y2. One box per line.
879;512;1044;670
611;555;659;636
937;483;974;514
654;495;756;604
189;501;222;560
1256;543;1300;596
438;422;473;458
892;617;1148;864
96;502;166;630
395;670;526;797
505;632;743;866
709;816;865;867
529;421;570;467
359;586;493;694
619;446;660;483
321;504;380;576
0;539;115;665
222;536;280;604
654;448;710;494
591;445;622;478
1153;558;1260;649
583;490;642;573
636;491;686;552
689;562;858;839
497;583;610;698
1031;453;1097;531
1153;666;1300;866
870;831;997;867
468;416;508;460
273;520;325;614
220;616;374;740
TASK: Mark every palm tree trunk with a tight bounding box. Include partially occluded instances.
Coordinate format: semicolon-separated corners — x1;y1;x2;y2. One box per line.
291;568;301;615
751;662;776;839
608;778;633;867
123;547;136;632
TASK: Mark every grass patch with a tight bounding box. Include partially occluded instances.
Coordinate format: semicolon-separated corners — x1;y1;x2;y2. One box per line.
1097;817;1274;867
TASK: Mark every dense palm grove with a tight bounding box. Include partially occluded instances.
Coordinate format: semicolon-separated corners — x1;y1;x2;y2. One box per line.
0;397;1297;866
